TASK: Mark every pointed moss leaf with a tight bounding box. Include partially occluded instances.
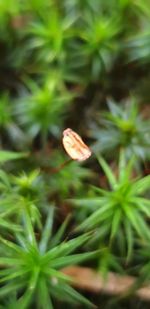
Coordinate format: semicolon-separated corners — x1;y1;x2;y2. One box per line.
132;197;150;216
110;208;121;240
0;219;22;232
44;268;72;283
59;283;95;308
76;203;114;231
37;277;54;309
125;207;150;240
39;207;55;253
0;151;29;163
0;280;25;298
124;219;133;262
49;214;71;249
97;155;117;189
132;175;150;194
50;250;100;268
0;268;30;283
42;233;91;264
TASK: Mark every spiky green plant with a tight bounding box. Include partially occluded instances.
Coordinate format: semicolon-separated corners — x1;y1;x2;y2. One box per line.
79;13;121;80
0;151;29;233
15;74;73;148
27;9;75;65
90;99;150;161
0;168;44;237
0;207;98;308
72;151;150;259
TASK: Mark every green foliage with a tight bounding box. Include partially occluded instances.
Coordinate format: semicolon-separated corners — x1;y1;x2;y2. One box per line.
0;150;30;233
0;151;28;163
137;243;150;283
15;75;73;146
0;0;150;307
79;14;121;80
44;151;93;197
73;151;150;259
98;247;124;279
127;27;150;64
0;153;97;307
28;10;75;65
12;169;42;198
125;1;150;64
0;93;12;126
0;208;97;308
0;94;28;149
0;0;20;27
90;99;150;161
0;169;42;235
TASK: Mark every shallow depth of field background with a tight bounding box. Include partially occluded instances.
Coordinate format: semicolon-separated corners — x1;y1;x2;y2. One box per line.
0;0;150;308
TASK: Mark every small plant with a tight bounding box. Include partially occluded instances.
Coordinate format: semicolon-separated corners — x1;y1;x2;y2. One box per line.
0;168;44;237
15;74;73;148
28;9;75;65
72;151;150;259
0;207;97;308
0;152;98;308
79;12;121;80
90;98;150;161
12;169;43;200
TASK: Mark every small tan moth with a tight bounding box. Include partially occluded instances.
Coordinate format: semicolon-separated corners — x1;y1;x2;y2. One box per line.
62;128;92;161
